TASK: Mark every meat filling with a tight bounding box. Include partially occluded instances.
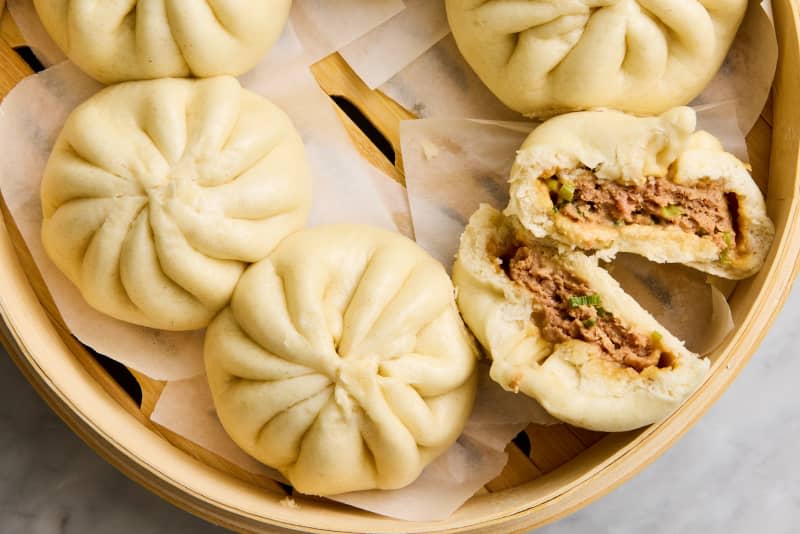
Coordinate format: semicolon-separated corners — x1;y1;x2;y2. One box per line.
505;246;668;372
548;169;737;251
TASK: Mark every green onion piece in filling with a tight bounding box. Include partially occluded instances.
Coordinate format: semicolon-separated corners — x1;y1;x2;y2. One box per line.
558;182;575;202
660;205;683;220
651;331;664;344
546;178;560;192
568;294;601;308
722;231;735;248
595;306;610;317
720;250;732;264
582;318;597;328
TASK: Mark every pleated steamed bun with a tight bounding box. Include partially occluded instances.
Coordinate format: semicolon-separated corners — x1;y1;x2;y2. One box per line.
205;224;478;496
33;0;292;83
41;76;311;331
446;0;748;117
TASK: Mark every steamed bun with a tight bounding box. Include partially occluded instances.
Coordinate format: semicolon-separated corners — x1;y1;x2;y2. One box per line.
453;205;709;432
33;0;292;83
507;107;774;279
205;224;478;496
446;0;748;117
41;76;311;331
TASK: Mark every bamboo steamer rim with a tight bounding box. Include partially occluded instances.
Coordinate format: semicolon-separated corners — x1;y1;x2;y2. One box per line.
0;1;798;532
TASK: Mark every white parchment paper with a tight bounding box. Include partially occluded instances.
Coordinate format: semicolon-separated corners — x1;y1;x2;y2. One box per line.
401;118;532;268
241;29;404;232
381;34;521;120
340;0;450;90
690;0;778;135
150;375;282;480
290;0;406;63
606;255;735;356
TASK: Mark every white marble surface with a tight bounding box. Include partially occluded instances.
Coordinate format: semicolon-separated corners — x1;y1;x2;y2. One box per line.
2;280;799;533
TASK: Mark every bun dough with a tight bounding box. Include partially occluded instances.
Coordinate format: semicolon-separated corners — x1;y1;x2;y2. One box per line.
41;76;311;330
507;107;774;279
33;0;291;83
205;225;478;495
453;205;709;432
446;0;747;117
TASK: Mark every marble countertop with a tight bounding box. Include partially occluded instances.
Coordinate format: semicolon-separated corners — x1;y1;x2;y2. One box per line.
2;281;799;534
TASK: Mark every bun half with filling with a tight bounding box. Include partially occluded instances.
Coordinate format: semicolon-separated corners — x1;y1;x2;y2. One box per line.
506;107;774;280
453;205;710;432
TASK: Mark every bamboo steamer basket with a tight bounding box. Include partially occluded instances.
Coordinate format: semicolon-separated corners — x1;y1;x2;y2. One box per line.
0;2;798;532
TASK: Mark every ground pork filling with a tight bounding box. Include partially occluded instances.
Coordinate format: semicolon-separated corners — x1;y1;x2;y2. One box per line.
546;169;738;252
504;246;672;372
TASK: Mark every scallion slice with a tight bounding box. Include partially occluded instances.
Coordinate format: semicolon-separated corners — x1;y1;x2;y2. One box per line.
722;231;734;248
582;318;597;328
546;178;560;192
568;294;601;308
651;331;664;344
558;182;575;202
660;205;683;220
